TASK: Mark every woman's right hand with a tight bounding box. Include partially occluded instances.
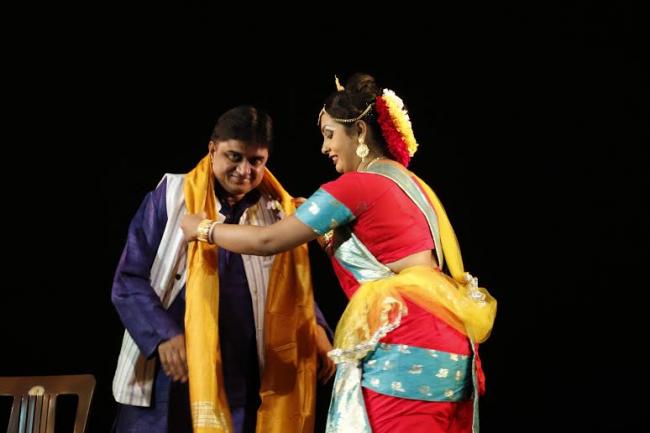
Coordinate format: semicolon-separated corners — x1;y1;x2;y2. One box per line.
180;212;207;242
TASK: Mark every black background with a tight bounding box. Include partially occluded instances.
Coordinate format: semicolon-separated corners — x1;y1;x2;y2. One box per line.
3;3;647;432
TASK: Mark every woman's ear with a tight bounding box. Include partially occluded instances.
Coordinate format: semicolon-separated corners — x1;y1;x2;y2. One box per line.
356;120;368;142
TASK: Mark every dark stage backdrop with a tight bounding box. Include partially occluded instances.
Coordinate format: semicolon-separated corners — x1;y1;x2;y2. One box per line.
3;4;646;433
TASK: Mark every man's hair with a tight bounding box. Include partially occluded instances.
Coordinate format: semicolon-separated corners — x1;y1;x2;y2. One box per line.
211;105;273;151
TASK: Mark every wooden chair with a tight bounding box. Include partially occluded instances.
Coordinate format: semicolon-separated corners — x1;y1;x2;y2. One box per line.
0;374;95;433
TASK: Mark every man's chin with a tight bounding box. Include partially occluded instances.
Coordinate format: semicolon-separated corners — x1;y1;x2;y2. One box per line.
224;182;252;196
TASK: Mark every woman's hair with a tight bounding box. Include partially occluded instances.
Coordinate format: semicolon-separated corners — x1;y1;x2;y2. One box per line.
211;105;273;150
324;73;419;166
323;73;387;152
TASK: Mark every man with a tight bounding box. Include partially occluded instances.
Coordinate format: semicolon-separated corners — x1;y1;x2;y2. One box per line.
111;105;334;433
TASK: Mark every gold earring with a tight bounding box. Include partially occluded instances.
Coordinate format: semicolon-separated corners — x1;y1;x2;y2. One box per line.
356;141;369;159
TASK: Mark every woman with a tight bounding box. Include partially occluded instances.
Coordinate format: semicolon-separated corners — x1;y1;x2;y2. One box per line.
181;74;496;433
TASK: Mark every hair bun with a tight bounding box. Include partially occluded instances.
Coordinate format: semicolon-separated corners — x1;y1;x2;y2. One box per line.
345;73;381;103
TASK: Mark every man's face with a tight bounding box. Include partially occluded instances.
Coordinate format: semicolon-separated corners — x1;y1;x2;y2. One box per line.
209;139;269;199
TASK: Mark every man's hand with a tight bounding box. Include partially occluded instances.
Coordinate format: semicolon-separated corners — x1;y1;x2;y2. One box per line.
292;197;307;208
315;325;335;384
158;334;188;382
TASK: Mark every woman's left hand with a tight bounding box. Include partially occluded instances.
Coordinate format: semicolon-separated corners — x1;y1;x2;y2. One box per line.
180;212;207;242
315;324;336;384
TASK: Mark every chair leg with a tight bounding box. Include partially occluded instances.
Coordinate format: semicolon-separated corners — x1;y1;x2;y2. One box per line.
26;395;37;433
44;396;57;433
32;395;44;433
6;395;22;433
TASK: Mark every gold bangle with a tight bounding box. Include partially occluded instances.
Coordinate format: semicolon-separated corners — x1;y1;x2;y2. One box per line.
317;230;334;255
196;219;215;243
207;220;218;244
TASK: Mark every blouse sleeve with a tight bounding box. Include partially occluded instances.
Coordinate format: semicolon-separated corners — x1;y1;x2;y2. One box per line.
294;187;355;235
295;172;372;234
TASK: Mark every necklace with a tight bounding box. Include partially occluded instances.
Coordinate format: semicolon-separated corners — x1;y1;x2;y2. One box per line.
364;156;386;171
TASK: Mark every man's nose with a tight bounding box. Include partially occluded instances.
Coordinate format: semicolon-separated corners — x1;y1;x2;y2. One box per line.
236;160;252;175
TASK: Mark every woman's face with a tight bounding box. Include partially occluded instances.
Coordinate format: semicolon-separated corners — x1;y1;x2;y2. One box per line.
319;111;361;174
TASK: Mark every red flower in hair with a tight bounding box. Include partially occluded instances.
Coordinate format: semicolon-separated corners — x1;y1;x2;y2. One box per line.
375;96;411;167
